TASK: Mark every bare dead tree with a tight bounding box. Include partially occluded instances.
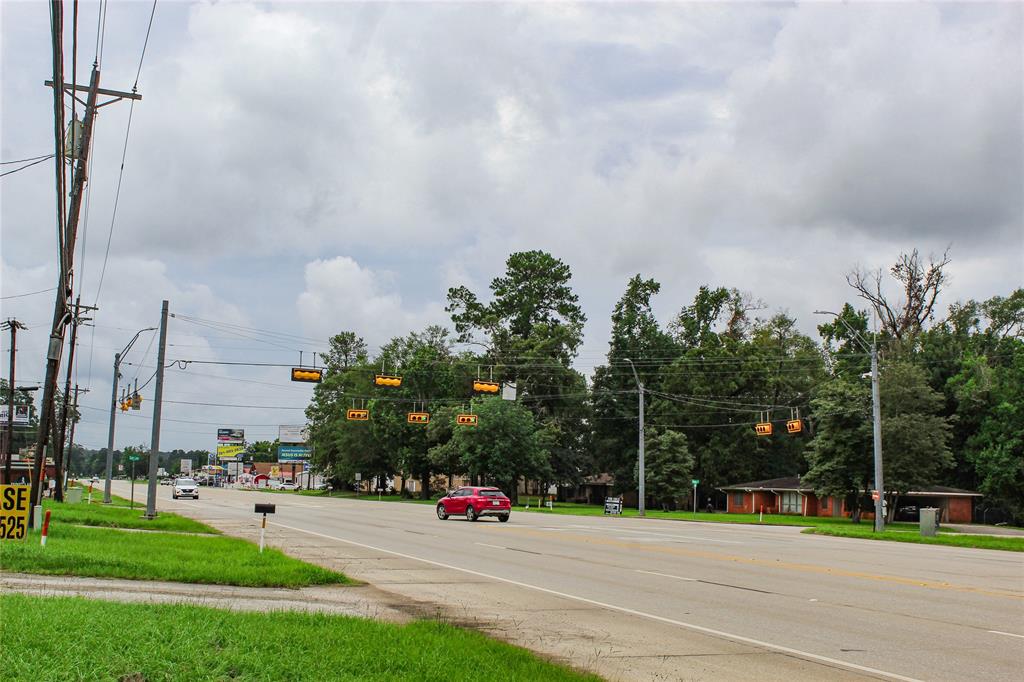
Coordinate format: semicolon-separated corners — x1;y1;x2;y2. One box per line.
846;247;952;340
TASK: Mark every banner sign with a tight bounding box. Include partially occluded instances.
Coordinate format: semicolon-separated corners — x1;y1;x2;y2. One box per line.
278;444;312;463
0;405;30;425
278;425;308;444
180;459;192;474
217;428;244;442
0;485;31;540
216;444;245;460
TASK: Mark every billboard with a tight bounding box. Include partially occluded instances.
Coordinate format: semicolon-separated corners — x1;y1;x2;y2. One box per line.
217;428;244;442
216;444;245;461
278;444;312;463
180;459;192;474
0;405;30;425
278;425;308;444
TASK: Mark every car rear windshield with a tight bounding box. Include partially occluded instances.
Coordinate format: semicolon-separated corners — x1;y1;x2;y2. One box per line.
480;490;506;497
177;479;195;485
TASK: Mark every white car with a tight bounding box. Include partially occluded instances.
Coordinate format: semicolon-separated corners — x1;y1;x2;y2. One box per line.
172;478;199;500
273;481;298;491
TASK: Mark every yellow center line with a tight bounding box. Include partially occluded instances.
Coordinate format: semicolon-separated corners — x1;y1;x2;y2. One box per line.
493;525;1023;600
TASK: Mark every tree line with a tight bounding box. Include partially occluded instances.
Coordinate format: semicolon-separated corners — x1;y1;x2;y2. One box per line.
305;249;1023;524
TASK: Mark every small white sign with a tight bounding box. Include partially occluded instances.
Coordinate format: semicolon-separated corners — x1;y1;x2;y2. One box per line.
355;473;362;481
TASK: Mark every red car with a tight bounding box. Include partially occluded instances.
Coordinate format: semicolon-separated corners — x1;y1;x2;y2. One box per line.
436;487;511;522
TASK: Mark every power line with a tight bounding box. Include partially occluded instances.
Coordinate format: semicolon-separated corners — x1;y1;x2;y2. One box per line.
0;155;54;179
1;287;58;301
0;153;55;165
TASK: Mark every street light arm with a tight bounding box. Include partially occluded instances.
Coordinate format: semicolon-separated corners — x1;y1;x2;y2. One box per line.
623;358;643;391
813;310;872;354
116;327;158;367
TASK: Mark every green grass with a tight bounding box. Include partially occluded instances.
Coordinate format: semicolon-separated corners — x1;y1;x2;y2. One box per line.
0;595;600;682
0;524;348;587
41;497;218;534
804;525;1024;551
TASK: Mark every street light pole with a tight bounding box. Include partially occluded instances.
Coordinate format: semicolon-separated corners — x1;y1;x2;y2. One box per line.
814;310;885;532
624;359;645;517
103;327;157;503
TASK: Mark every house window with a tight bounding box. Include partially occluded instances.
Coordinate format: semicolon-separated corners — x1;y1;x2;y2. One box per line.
780;491;802;514
732;492;744;507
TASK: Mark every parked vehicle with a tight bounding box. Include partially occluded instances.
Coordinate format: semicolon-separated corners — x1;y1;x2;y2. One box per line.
436;487;511;522
272;481;298;491
172;478;199;500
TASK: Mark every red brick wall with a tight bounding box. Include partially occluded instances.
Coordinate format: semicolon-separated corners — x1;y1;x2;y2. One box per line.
947;497;973;523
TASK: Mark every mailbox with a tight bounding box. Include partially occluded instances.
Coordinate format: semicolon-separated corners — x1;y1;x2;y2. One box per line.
254;503;276;515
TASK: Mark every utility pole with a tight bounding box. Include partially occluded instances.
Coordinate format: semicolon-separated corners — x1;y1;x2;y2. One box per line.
33;64;142;520
54;297;95;501
145;300;169;520
624;359;645;517
870;342;885;533
104;326;156;503
63;385;85;490
814;310;885;532
3;319;27;484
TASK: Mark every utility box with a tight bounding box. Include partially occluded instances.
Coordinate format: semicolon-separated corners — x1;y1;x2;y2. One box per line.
920;507;940;537
65;488;83;504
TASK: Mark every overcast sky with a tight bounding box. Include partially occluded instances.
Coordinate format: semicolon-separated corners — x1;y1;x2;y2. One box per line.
2;1;1021;453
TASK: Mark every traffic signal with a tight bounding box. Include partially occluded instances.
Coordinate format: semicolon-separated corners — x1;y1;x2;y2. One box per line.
407;412;430;424
120;399;131;412
375;374;402;387
755;422;773;436
291;367;323;383
131;393;142;410
456;414;478;426
347;409;369;421
786;419;803;434
472;380;500;393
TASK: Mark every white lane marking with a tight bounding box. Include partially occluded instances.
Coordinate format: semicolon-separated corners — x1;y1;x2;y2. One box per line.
636;569;697;582
272;521;923;682
475;542;507;550
566;524;741;544
988;630;1024;640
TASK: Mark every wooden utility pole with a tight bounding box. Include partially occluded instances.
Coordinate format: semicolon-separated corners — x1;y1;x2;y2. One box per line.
3;319;27;484
54;297;96;501
32;63;142;519
144;300;169;520
63;385;85;490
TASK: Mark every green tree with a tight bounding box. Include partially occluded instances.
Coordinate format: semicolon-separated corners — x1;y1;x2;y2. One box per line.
247;441;278;463
445;397;550;501
641;429;694;510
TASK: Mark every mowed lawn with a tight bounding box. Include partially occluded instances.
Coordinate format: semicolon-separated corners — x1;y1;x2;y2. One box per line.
42;497;218;534
1;595;601;682
3;499;347;587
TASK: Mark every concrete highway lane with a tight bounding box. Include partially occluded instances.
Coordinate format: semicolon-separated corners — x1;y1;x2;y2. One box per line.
120;482;1024;681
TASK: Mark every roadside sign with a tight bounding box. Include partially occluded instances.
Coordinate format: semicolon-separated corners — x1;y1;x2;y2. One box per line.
355;473;362;481
118;464;124;472
603;496;623;515
128;455;141;462
0;485;31;540
691;479;700;485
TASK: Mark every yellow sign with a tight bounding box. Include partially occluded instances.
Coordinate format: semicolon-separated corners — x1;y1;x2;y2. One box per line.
0;485;31;540
217;443;245;460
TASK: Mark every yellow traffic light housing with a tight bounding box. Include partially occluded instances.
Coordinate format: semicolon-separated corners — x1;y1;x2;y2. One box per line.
291;367;324;383
375;374;402;387
786;419;803;434
472;380;500;394
755;422;773;436
347;409;369;421
456;414;479;426
407;412;430;424
131;393;142;410
120;399;130;412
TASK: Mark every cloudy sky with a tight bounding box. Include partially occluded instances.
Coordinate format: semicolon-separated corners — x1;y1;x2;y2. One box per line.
2;1;1021;453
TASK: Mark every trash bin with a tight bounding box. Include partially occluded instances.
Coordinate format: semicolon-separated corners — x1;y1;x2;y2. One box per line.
919;507;939;537
65;487;83;504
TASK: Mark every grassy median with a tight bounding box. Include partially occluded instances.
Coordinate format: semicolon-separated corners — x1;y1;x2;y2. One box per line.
1;595;600;682
803;525;1024;551
2;497;347;587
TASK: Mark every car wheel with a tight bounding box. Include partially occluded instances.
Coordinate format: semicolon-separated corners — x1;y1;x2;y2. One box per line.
172;494;177;499
436;504;448;520
498;514;510;523
466;505;477;522
194;496;199;500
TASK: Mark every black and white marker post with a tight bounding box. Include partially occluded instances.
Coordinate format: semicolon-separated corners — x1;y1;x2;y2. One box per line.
254;503;275;553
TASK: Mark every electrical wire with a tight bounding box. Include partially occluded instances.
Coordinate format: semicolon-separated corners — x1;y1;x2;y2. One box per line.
1;287;58;300
0;153;55;165
0;155;54;179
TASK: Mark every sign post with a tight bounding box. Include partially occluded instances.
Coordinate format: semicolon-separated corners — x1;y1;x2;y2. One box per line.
129;454;141;509
692;479;700;516
254;503;276;553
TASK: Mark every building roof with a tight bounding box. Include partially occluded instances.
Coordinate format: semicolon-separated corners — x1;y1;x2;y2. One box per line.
718;477;982;497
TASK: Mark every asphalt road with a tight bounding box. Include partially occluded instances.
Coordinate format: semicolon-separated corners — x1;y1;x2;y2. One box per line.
116;482;1024;681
